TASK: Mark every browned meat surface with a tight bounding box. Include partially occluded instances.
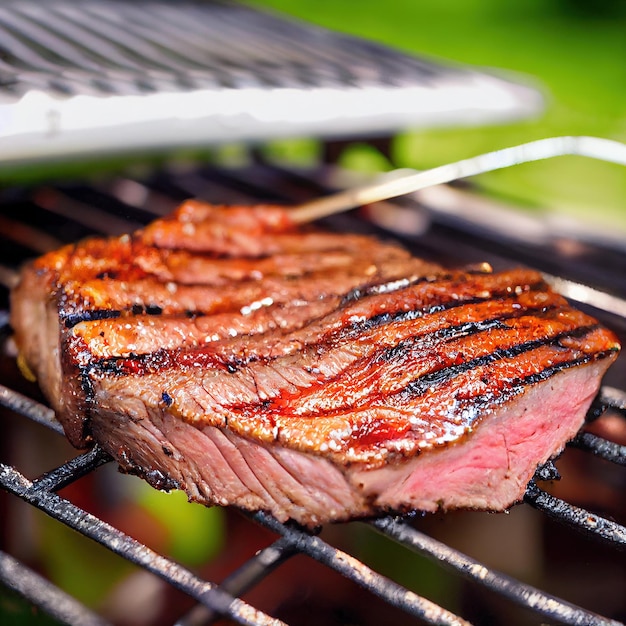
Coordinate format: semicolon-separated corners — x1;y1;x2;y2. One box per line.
10;200;620;526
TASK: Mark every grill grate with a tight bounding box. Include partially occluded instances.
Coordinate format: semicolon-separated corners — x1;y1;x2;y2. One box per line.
1;381;625;626
0;0;542;164
1;160;625;625
0;0;533;96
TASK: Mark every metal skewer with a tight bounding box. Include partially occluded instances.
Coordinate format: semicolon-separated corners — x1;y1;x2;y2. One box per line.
291;136;626;224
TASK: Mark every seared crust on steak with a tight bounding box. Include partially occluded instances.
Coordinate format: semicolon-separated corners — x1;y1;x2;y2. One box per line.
10;200;620;526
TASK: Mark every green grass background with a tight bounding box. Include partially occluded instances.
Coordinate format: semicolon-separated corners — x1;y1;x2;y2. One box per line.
249;0;626;231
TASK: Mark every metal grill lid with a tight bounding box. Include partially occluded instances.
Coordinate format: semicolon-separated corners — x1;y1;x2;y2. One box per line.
0;0;543;165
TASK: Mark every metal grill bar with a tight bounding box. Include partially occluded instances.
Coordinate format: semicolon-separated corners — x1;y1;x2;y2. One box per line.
570;432;626;466
0;462;285;626
31;188;145;236
0;383;64;435
252;511;470;626
0;550;111;626
597;386;626;413
30;445;111;494
370;517;622;626
175;537;297;626
524;484;626;548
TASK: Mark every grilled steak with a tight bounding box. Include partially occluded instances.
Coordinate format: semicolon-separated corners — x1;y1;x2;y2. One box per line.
10;200;620;526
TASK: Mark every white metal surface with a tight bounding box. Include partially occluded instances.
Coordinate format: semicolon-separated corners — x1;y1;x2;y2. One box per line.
0;0;543;165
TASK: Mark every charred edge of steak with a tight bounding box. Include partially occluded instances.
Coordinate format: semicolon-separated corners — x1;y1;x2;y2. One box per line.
63;309;122;329
116;447;180;491
63;305;166;328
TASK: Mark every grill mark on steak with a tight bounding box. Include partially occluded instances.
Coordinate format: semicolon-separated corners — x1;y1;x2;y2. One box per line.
268;315;603;418
266;328;616;465
68;269;551;369
78;291;574;383
400;324;601;398
63;309;122;329
88;317;612;467
58;259;434;320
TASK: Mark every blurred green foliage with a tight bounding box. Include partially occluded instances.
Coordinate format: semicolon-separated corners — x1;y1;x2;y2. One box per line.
36;483;225;608
250;0;626;229
4;1;623;227
137;485;226;567
0;588;62;626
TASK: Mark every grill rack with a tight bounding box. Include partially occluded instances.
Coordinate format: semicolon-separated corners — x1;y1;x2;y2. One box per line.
0;160;625;625
0;0;541;165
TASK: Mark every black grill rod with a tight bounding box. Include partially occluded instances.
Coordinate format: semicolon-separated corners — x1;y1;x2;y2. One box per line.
251;511;472;626
194;163;328;205
0;463;285;626
176;536;298;626
585;386;626;422
524;482;626;550
370;516;623;626
0;213;64;254
33;187;144;236
30;445;111;494
568;386;626;464
569;432;626;466
0;383;64;435
0;549;112;626
598;385;626;413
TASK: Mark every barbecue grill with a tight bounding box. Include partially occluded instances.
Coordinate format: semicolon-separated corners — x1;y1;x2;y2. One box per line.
1;2;625;625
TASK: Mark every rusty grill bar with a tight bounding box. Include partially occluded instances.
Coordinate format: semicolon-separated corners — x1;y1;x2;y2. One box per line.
0;161;625;625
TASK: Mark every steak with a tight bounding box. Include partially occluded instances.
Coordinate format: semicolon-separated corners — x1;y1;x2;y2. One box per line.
10;200;620;526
